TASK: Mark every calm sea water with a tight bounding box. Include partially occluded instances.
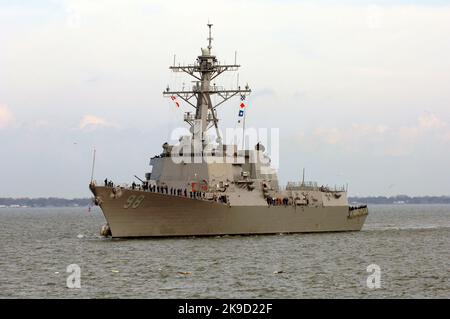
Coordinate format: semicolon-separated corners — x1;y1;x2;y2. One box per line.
0;205;449;298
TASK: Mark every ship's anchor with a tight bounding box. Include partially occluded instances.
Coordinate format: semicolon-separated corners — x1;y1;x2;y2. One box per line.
93;196;103;206
100;224;112;237
109;187;123;199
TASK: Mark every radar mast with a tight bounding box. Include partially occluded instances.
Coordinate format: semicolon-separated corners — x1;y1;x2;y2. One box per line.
163;24;251;146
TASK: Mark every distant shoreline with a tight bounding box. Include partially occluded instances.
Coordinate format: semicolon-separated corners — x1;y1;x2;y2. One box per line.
0;198;91;208
349;196;450;205
1;196;450;208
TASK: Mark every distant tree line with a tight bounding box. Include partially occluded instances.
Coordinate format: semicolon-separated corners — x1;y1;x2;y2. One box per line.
0;197;92;207
349;195;450;204
1;195;450;207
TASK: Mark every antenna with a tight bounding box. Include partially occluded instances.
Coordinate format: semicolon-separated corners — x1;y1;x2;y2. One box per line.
90;148;96;184
207;22;213;50
302;168;305;185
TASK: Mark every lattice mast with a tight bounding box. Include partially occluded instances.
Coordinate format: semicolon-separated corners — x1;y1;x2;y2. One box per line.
163;23;251;146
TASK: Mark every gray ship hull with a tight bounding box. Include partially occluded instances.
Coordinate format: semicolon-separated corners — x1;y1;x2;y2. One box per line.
91;186;367;238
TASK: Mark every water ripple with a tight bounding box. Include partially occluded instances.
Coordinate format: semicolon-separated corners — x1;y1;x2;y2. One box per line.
0;205;449;298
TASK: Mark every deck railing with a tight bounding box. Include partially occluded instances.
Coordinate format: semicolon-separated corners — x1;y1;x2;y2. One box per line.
285;181;346;192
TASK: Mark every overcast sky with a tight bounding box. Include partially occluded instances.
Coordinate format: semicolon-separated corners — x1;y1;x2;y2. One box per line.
1;0;450;198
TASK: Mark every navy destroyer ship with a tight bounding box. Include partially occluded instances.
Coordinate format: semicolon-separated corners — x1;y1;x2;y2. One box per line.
90;24;368;237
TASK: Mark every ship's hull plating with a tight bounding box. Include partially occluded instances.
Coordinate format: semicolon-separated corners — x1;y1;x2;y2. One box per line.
92;186;367;238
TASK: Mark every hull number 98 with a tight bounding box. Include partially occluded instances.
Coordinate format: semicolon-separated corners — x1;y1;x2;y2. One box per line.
124;195;145;209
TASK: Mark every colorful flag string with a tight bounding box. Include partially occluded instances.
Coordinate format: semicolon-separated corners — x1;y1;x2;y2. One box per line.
170;95;180;107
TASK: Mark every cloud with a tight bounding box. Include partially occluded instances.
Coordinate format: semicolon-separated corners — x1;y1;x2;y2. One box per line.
79;115;114;130
0;104;15;129
397;113;450;143
251;88;276;100
310;113;450;156
444;132;450;142
417;113;447;130
314;123;389;146
314;127;345;145
33;120;49;128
